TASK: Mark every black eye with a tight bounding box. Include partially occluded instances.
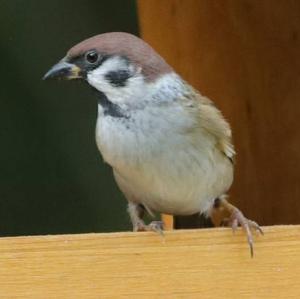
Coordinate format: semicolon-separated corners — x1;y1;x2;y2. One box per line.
85;51;99;64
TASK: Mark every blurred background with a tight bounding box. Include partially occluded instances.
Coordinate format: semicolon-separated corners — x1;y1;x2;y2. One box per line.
0;0;138;235
0;0;299;236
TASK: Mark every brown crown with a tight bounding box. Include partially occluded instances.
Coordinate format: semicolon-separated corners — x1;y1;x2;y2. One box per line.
67;32;173;81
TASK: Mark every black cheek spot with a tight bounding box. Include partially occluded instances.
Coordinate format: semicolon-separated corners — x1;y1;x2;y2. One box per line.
105;70;131;87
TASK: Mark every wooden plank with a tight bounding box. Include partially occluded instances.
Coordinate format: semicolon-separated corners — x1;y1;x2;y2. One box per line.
137;0;300;226
0;225;299;298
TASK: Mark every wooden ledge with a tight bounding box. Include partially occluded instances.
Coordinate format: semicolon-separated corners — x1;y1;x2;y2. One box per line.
0;225;299;298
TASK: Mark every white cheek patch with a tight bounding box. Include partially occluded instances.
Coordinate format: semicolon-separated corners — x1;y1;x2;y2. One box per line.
87;56;146;106
87;56;127;89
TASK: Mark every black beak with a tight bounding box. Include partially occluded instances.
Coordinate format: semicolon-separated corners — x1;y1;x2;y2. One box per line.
43;60;82;80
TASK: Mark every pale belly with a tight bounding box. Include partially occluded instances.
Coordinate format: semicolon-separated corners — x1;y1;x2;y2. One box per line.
112;147;233;216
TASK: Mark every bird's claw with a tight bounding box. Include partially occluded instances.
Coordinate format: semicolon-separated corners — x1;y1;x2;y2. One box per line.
135;221;164;236
148;221;164;236
229;208;263;257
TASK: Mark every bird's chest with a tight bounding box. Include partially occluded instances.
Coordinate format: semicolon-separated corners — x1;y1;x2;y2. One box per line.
95;104;195;173
95;105;233;215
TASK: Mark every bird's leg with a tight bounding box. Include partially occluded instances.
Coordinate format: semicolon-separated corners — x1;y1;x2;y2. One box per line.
127;202;164;235
128;202;146;231
210;196;263;257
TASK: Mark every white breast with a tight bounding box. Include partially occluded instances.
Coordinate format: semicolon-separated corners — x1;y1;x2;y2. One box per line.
95;100;233;216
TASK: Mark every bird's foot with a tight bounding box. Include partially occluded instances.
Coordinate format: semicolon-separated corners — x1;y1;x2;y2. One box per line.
212;197;263;257
228;207;263;257
134;221;164;236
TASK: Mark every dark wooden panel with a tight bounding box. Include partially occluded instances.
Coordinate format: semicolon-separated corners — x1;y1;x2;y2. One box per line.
138;0;300;225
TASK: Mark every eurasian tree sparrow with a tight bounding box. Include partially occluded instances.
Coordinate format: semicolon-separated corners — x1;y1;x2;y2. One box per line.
44;32;262;256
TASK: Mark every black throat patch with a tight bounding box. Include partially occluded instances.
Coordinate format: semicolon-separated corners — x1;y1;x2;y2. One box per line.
96;90;128;118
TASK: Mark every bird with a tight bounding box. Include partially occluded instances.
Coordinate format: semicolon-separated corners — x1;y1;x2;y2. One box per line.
43;32;263;256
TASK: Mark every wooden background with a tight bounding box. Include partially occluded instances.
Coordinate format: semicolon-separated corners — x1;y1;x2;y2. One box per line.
138;0;300;226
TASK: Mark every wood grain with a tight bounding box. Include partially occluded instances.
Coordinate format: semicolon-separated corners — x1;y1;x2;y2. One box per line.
137;0;300;226
0;226;299;298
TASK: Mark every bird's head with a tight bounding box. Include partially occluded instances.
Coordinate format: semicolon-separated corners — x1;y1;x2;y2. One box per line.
43;32;174;107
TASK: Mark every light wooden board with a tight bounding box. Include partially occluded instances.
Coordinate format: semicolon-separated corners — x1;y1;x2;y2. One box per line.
0;225;299;298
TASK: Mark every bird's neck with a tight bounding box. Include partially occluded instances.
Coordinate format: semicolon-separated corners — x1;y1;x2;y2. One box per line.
95;72;188;118
96;90;128;118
